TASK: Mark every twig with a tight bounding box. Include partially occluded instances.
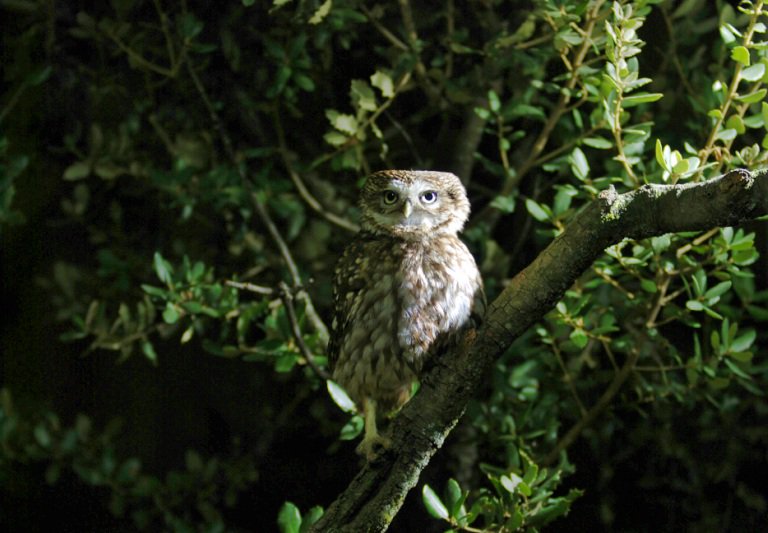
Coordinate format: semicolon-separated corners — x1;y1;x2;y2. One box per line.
398;0;439;101
542;347;640;466
551;339;587;416
273;109;360;233
184;58;329;344
225;280;275;295
278;282;331;381
698;0;765;177
360;5;408;51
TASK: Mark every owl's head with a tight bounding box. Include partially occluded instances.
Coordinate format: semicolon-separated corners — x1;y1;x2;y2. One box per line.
359;170;470;238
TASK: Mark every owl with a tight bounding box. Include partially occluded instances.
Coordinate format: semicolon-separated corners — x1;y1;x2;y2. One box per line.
328;170;484;460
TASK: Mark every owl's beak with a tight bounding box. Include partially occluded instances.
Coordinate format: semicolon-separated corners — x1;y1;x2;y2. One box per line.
402;199;413;217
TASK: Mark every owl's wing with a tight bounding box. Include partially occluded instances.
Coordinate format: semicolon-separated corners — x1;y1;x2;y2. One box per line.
326;234;374;372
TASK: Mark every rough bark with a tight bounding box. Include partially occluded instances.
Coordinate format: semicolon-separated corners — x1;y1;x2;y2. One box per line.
311;168;768;532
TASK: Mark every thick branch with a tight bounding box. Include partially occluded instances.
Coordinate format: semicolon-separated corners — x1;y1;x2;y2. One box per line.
311;169;768;532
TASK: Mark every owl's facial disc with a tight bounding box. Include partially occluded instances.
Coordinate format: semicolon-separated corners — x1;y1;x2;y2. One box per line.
371;185;446;233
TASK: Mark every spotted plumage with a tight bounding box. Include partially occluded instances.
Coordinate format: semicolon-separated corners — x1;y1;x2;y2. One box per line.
328;170;484;460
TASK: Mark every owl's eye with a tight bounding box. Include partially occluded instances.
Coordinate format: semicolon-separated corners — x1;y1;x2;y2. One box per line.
420;191;438;204
382;190;399;205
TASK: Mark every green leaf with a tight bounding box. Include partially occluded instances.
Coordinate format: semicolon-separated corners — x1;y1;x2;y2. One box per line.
323;131;348;147
762;102;768;129
63;161;91;181
325;109;358;134
339;414;363;440
742;63;766;81
351;80;377;111
720;24;736;44
34;424;52;448
141;341;158;364
505;510;524;531
179;13;203;39
716;128;738;141
277;502;301;533
141;284;167;298
162;302;180;324
729;350;754;363
655;139;668;171
724;358;751;379
308;0;331;24
622;92;663;107
488;90;501;113
736;88;767;104
294;74;315;92
300;506;324;532
686;300;704;311
445;478;463;515
370;70;394;98
422;484;449;520
153;252;174;284
275;353;298;372
704;280;732;300
327;380;356;413
570;328;589;348
731;45;750;66
490;194;516;213
569;147;589;180
730;329;756;352
582;136;613;149
641;278;658;293
525;198;551;222
672;158;690;174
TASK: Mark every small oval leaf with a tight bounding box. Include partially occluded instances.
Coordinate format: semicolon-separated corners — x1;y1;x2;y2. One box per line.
422;484;449;520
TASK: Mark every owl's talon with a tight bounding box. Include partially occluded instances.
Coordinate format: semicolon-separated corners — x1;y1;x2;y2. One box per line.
356;433;392;461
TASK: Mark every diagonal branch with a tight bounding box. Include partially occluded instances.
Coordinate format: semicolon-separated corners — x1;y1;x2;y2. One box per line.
311;168;768;532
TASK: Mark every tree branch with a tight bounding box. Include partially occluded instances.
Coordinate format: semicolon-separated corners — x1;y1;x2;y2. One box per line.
311;168;768;532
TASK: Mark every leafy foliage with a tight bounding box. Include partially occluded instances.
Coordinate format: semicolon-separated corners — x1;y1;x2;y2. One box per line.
2;0;768;530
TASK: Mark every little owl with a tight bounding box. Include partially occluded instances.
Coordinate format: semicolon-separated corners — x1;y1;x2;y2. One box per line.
328;170;483;460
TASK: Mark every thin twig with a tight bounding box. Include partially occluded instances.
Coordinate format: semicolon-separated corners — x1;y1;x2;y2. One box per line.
551;339;587;416
360;5;408;50
225;280;275;295
278;282;331;381
698;0;765;177
184;58;329;343
398;0;439;100
543;347;640;465
273;109;360;233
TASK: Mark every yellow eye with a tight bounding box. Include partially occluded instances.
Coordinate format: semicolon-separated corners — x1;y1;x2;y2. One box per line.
420;191;438;204
383;190;399;205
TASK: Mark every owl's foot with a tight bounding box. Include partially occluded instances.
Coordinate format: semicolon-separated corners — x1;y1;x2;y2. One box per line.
356;432;392;462
357;397;392;461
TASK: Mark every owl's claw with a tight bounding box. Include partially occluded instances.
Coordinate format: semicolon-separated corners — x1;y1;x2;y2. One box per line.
356;397;392;461
356;432;392;461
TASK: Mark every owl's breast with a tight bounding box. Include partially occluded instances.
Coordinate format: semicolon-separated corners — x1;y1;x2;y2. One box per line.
396;237;482;366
